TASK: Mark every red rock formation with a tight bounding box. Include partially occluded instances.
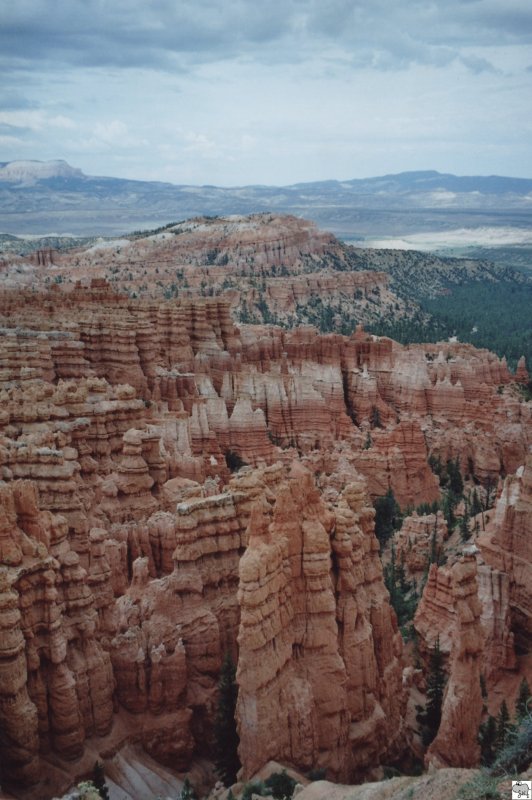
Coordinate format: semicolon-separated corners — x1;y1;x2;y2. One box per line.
0;274;530;795
353;420;440;507
394;511;447;579
478;455;532;650
515;356;529;383
236;464;405;781
0;481;114;789
424;556;483;769
476;560;516;678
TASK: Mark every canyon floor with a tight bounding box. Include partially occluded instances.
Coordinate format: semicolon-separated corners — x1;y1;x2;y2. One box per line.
0;213;530;800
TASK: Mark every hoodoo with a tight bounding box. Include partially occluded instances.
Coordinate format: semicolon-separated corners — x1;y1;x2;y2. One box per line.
0;221;530;799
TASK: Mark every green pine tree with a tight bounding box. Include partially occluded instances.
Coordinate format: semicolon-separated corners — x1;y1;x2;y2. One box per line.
515;678;531;720
429;524;438;566
478;713;497;766
370;405;382;428
495;699;511;751
470;488;483;517
374;488;401;549
214;653;241;786
420;636;447;746
441;491;456;530
446;457;464;496
459;507;470;542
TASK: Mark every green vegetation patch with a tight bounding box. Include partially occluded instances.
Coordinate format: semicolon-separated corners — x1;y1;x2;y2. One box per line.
368;280;532;369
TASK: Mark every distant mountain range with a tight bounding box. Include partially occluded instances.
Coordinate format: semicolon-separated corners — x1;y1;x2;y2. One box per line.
1;159;531;237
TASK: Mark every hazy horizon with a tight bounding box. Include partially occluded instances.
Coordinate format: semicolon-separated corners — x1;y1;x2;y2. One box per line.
2;1;532;186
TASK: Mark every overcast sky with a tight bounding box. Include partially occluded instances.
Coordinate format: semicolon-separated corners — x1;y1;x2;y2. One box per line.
1;0;532;185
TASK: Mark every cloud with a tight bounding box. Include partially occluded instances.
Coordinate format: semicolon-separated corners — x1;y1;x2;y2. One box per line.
1;0;530;77
0;134;28;147
0;110;76;131
183;131;217;156
71;120;148;152
459;54;497;74
1;0;531;185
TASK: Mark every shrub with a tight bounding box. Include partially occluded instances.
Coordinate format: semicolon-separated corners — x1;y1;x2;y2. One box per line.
491;714;532;776
264;770;297;799
242;780;267;800
457;770;501;799
225;450;248;472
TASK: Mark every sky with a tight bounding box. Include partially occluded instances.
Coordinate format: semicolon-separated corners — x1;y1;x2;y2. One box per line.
1;0;532;186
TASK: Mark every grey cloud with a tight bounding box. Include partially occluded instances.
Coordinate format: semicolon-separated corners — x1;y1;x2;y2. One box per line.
1;0;531;78
459;54;497;74
0;0;296;72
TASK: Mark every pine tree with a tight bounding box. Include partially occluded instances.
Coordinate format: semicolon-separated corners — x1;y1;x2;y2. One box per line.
495;699;511;751
429;524;438;566
420;636;447;746
478;713;497;766
459;507;470;542
446;457;464;496
374;488;401;549
214;653;241;786
484;476;495;510
441;491;456;529
470;488;483;517
397;552;409;594
370;405;382;428
515;678;531;720
92;761;109;800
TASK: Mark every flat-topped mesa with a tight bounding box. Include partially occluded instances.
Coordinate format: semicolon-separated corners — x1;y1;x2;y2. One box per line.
236;463;406;782
477;454;532;651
